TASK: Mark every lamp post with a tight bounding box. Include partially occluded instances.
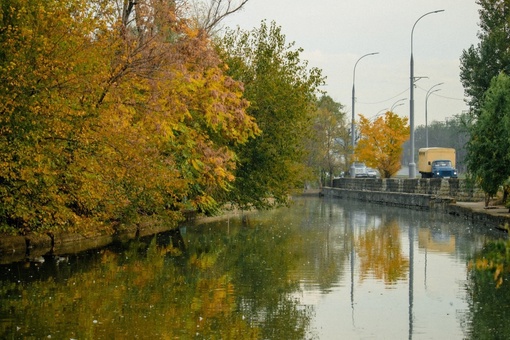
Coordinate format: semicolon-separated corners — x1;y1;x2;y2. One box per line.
375;108;389;117
409;10;444;178
350;52;379;177
425;82;443;147
391;98;407;112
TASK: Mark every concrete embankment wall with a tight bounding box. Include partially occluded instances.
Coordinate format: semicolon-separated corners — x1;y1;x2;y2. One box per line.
322;187;454;210
323;178;484;210
322;178;510;230
333;178;482;201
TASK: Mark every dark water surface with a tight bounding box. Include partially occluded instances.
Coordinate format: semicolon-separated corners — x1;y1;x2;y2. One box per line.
1;196;508;339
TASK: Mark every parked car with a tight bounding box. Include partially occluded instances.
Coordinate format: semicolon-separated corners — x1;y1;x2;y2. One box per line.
367;168;378;178
352;162;368;178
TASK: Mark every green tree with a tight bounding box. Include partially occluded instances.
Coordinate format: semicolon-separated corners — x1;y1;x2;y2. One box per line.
355;111;409;178
460;0;510;115
216;21;325;209
307;95;348;187
465;73;510;205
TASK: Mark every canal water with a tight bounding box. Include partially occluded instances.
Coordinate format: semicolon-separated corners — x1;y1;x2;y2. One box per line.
0;196;509;339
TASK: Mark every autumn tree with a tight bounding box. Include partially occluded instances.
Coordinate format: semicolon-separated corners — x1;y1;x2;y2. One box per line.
107;0;260;216
307;95;348;187
0;0;120;234
0;0;259;234
355;111;410;178
216;21;324;209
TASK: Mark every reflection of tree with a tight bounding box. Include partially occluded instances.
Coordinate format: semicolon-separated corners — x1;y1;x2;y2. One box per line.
249;198;348;294
213;218;313;339
356;220;409;284
468;240;510;290
297;218;348;292
464;240;510;338
0;219;313;339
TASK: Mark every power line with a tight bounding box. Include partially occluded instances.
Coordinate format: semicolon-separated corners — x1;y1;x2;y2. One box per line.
415;85;465;101
356;85;466;105
357;88;409;105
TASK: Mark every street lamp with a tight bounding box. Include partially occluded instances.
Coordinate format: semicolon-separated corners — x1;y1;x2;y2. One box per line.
391;98;407;112
350;52;379;178
366;108;388;124
375;108;389;117
425;82;443;147
409;9;444;178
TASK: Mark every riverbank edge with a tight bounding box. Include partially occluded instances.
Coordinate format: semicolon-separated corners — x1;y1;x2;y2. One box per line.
321;187;510;232
0;205;260;265
1;189;507;264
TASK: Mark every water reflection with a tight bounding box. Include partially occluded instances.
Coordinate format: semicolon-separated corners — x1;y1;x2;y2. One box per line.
0;196;508;339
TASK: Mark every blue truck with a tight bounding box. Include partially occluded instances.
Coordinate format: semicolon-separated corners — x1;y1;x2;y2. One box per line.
418;147;458;179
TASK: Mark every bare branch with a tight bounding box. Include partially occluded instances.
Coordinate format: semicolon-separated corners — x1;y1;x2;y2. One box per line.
122;0;137;27
195;0;250;33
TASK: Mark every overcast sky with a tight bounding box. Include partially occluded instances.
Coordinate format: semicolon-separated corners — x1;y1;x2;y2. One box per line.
221;0;481;126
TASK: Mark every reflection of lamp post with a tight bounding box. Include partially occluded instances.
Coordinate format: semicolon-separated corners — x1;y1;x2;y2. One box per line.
409;10;444;178
408;220;414;338
425;83;443;147
391;98;407;112
349;215;355;323
350;52;379;178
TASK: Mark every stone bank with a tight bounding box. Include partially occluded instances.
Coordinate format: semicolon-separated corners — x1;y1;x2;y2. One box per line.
322;177;510;231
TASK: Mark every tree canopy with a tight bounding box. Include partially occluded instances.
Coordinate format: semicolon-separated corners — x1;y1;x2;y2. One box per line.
355;111;409;178
460;0;510;115
460;0;510;203
0;0;260;234
307;95;348;186
0;1;332;235
216;21;325;209
465;73;510;202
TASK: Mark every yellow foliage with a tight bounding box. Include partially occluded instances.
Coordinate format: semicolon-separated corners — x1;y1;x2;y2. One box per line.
356;221;409;284
470;258;506;288
355;111;410;178
0;0;259;234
